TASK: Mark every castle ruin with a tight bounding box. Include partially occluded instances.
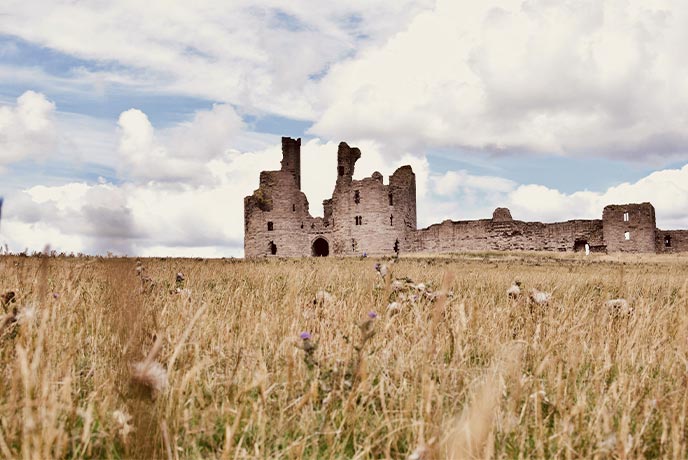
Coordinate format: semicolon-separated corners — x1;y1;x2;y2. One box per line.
244;137;688;257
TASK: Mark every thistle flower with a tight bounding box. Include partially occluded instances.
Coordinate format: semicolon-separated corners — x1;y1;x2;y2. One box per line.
313;290;335;305
112;410;134;443
387;302;401;314
507;281;522;299
131;360;168;394
300;331;312;340
605;298;633;316
368;311;378;319
529;288;551;306
176;272;185;283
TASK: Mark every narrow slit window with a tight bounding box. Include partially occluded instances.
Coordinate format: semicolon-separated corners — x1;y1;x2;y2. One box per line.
267;221;274;231
354;190;360;204
388;192;393;206
390;214;393;226
269;241;277;255
623;212;629;222
624;231;630;240
355;216;363;225
292;204;296;212
665;234;672;247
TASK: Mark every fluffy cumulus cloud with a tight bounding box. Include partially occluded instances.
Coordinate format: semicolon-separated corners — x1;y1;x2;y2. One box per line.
313;0;688;162
117;103;243;183
0;91;57;168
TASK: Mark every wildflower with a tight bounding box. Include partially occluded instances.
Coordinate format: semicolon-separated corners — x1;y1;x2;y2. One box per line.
175;272;185;283
391;279;404;291
313;290;335;305
368;311;378;319
507;281;522;299
112;410;134;443
387;301;401;314
529;288;551;306
17;305;36;324
374;263;388;278
605;298;633;316
131;360;168;394
299;332;317;368
52;292;59;299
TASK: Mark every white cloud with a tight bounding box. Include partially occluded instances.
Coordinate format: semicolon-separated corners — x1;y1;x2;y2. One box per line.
0;91;57;168
312;0;688;162
117;103;244;183
0;1;433;118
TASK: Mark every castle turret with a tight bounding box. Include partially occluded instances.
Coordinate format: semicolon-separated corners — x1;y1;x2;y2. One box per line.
280;137;301;189
337;142;361;180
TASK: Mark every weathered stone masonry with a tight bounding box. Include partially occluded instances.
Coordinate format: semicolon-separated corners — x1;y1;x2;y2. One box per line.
244;137;688;257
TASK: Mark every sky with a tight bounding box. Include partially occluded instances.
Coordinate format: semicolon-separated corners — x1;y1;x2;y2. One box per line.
1;0;688;257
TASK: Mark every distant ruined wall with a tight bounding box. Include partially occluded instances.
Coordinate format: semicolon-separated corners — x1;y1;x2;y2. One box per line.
411;216;604;253
244;137;688;257
602;203;657;253
656;230;688;253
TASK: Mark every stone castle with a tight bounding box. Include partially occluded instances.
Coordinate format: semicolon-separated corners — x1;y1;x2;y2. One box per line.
244;137;688;257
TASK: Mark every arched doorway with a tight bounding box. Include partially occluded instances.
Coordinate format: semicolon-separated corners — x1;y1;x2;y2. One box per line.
312;238;329;257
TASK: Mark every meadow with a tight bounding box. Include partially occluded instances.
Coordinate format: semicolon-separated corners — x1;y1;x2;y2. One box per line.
1;252;688;459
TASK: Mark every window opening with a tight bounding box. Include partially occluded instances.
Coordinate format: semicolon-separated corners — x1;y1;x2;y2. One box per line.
355;216;363;225
354;190;360;204
623;212;629;222
269;241;277;255
267;221;274;231
390;214;393;226
665;234;672;248
393;239;399;254
293;204;296;212
624;231;630;240
388;192;393;206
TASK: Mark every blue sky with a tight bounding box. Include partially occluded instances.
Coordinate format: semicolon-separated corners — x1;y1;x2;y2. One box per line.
1;0;688;256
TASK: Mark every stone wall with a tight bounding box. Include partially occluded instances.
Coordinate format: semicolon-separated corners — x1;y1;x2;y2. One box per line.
244;137;688;257
411;214;604;253
602;203;657;253
656;230;688;253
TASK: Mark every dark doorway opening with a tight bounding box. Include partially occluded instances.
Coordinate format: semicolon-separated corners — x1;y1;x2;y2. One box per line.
665;234;672;248
269;241;277;255
394;239;400;254
573;239;588;252
312;238;329;257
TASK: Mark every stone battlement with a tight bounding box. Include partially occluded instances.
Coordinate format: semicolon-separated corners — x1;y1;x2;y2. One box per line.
244;137;688;257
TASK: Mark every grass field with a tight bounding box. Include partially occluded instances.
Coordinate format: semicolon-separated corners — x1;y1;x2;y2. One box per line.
1;252;688;459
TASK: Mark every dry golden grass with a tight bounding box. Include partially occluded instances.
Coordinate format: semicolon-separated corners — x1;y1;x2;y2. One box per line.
1;251;688;459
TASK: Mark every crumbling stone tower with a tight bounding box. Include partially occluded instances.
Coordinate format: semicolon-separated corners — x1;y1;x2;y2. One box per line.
244;137;314;257
602;203;657;253
244;137;417;258
326;142;416;256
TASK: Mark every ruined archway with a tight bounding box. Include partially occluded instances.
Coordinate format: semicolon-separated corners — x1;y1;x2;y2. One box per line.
312;238;329;257
573;239;588;252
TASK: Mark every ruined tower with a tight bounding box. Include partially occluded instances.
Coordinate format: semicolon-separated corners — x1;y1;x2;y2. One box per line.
602;203;657;253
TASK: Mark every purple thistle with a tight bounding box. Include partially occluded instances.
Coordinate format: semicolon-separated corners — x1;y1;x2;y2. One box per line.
374;263;381;272
300;331;312;340
52;293;59;299
368;311;378;319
